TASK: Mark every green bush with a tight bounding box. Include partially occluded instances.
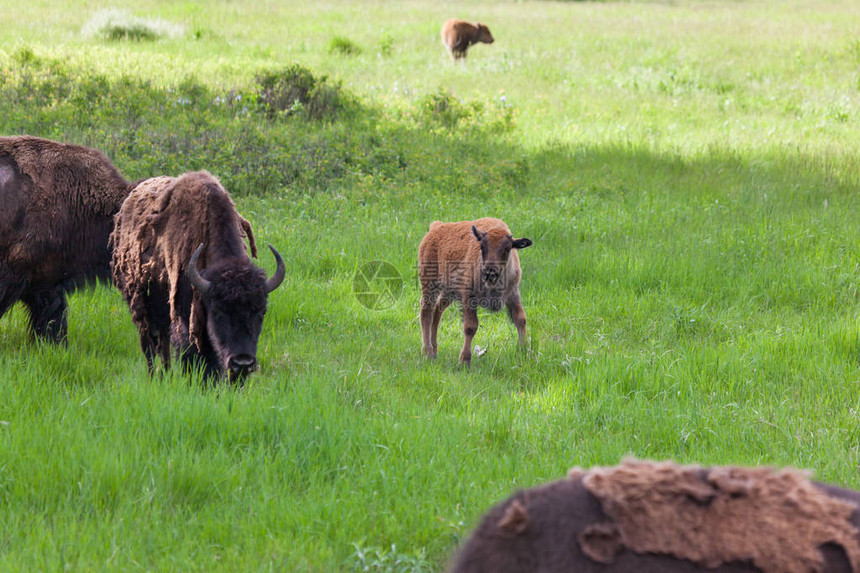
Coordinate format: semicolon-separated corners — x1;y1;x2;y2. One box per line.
254;64;353;120
378;34;394;57
83;10;184;42
420;89;478;130
329;36;362;56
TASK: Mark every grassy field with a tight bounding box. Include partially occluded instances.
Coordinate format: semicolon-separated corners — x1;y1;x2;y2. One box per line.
1;0;860;570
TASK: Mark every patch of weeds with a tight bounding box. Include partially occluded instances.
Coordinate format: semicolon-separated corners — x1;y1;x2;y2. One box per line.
83;9;184;42
191;26;209;41
378;34;394;57
12;46;40;67
420;88;479;130
254;64;354;120
329;36;362;56
347;543;432;573
418;88;516;134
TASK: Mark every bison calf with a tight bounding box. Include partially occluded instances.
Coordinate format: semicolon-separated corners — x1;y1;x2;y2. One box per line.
111;171;285;383
449;460;860;573
0;136;131;343
418;218;532;365
441;19;494;60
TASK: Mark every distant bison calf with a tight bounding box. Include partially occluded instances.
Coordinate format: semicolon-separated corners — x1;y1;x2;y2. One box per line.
0;136;131;343
441;19;494;60
111;171;285;383
450;460;860;573
418;218;532;365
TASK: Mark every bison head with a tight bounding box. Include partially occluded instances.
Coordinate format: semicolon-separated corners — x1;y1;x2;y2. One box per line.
476;23;494;44
188;244;285;382
472;225;532;287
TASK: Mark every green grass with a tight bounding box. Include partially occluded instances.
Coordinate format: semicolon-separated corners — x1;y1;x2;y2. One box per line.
1;0;860;570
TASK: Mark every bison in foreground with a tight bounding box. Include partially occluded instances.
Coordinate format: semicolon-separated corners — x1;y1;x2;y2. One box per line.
0;135;131;343
418;218;532;365
111;171;285;383
441;19;494;60
449;459;860;573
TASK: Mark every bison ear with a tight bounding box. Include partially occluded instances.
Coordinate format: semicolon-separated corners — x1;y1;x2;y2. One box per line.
512;238;532;249
497;499;529;537
579;523;622;564
471;225;486;242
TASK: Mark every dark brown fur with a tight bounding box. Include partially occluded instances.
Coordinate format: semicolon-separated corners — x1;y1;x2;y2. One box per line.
441;19;494;60
418;218;531;365
449;461;860;573
110;171;284;383
0;135;131;343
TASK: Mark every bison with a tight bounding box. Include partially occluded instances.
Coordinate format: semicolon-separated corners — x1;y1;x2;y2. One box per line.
441;19;495;60
449;460;860;573
110;171;285;383
418;218;532;365
0;135;131;343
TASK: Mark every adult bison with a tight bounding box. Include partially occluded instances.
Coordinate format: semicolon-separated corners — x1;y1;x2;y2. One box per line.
0;136;131;343
449;460;860;573
110;171;285;383
418;218;532;365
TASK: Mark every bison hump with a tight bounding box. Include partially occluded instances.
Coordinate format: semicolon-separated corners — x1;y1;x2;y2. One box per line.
580;460;860;573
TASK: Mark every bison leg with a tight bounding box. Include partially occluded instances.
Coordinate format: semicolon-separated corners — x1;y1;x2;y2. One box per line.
139;328;170;375
459;302;479;366
506;294;528;346
420;289;439;358
135;284;172;373
22;286;68;344
430;296;451;357
0;267;25;322
139;330;155;373
178;345;220;385
156;335;171;370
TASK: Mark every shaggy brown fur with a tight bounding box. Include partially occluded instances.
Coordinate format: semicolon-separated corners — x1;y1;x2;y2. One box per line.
441;19;494;60
580;460;860;573
449;461;860;573
111;171;284;383
418;218;531;365
0;135;131;343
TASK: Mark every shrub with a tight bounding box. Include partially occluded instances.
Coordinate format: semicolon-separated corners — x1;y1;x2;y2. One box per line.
378;34;394;57
329;36;362;56
254;64;353;120
12;46;39;67
420;88;478;130
83;9;184;42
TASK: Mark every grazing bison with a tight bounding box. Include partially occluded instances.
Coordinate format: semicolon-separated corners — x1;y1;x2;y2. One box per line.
441;19;494;60
110;171;285;383
0;135;131;343
449;460;860;573
418;218;532;365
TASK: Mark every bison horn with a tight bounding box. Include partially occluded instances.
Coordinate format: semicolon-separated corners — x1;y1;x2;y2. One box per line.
265;245;286;293
187;244;212;294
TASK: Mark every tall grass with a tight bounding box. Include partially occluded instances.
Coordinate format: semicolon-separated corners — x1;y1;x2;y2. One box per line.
1;0;860;570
